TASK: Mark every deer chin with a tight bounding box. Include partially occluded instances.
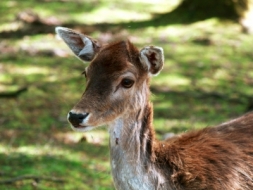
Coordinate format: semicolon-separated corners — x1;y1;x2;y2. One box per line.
70;124;94;132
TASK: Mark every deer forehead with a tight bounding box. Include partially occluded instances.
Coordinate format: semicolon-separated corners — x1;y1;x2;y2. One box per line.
86;41;142;79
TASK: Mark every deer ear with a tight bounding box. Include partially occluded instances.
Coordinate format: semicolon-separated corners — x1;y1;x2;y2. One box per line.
55;27;101;62
139;46;164;76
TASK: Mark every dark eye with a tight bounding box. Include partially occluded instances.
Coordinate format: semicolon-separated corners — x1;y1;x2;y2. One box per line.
121;78;134;88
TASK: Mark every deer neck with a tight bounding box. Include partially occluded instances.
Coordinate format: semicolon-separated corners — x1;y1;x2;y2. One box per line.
109;101;155;160
108;102;167;189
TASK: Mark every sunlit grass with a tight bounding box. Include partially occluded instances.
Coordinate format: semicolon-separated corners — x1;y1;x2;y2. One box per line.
74;8;151;24
152;73;191;87
0;0;180;31
72;0;181;24
0;129;112;190
1;0;253;189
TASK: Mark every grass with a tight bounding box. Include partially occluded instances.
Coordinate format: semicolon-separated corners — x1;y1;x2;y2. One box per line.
1;0;253;189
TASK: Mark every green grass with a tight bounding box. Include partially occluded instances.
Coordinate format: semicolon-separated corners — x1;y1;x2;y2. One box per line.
1;0;253;189
0;141;112;189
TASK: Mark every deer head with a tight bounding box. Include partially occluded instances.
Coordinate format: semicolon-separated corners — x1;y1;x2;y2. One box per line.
56;27;164;132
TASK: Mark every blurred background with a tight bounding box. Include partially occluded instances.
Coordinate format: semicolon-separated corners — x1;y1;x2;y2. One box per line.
0;0;253;189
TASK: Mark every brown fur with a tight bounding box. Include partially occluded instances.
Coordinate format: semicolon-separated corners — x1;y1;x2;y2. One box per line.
141;104;253;189
56;28;253;189
153;112;253;189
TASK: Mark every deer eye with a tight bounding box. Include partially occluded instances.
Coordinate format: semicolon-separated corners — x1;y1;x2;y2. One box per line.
121;78;134;88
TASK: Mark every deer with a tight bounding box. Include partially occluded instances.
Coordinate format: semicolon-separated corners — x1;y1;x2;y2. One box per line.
55;26;253;190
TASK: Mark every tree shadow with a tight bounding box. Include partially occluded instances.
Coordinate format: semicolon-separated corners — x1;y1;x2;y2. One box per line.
114;0;240;30
151;86;249;124
0;0;242;39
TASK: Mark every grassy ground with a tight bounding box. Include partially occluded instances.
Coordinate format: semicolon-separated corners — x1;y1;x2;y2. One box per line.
1;0;253;189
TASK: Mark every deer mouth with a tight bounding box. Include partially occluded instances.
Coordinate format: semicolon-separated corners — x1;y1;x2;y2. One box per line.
71;124;94;132
72;124;85;129
68;120;85;129
69;121;88;129
68;120;94;132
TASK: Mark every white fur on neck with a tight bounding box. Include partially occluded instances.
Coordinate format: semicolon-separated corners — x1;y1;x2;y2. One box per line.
108;117;167;190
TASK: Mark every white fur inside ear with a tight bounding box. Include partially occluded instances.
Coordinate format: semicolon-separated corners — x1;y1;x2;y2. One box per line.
78;35;94;58
55;26;99;61
140;49;151;71
139;46;164;76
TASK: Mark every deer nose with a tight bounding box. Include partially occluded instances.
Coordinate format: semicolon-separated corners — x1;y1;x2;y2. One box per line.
68;111;89;127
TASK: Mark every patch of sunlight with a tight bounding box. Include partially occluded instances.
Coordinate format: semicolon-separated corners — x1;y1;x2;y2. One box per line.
0;84;19;92
16;34;60;51
214;69;230;80
152;74;191;87
153;25;202;42
154;18;223;41
129;25;190;45
157;25;188;38
11;66;50;75
191;18;221;31
83;130;109;145
46;75;60;82
0;22;23;32
73;0;180;24
0;74;12;83
198;77;215;88
249;71;253;78
0;144;81;161
73;8;151;24
54;130;109;145
154;118;208;132
126;0;181;13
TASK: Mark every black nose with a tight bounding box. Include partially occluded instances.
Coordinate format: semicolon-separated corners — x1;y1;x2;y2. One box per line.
68;111;89;127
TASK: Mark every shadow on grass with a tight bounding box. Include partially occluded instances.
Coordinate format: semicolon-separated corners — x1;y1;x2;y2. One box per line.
0;0;241;39
151;86;249;133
